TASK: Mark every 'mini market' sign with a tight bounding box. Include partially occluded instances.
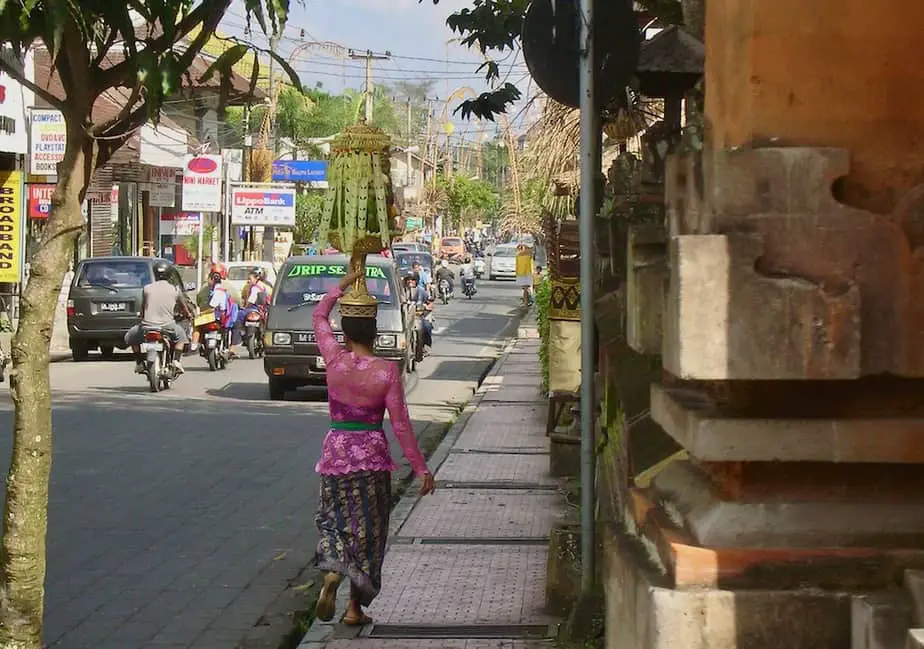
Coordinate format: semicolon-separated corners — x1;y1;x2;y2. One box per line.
230;186;296;227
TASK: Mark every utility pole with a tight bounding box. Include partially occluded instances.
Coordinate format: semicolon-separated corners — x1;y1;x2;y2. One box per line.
348;49;391;122
406;98;413;189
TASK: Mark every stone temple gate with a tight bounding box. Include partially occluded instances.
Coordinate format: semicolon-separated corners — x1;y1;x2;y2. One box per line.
604;1;924;648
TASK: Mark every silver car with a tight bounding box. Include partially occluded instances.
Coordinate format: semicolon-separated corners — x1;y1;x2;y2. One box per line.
488;244;517;280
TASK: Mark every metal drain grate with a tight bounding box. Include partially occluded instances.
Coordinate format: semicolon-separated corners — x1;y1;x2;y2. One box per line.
368;624;553;639
413;536;549;545
449;448;549;456
439;481;558;490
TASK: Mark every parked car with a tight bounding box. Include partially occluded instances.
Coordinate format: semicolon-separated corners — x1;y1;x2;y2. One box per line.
66;256;194;361
488;244;517;280
225;261;277;302
263;254;417;400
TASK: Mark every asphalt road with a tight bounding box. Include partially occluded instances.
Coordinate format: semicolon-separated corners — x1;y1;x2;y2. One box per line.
0;278;525;649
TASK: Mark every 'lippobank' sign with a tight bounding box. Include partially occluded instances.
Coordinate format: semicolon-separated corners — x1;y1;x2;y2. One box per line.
181;154;222;212
0;171;23;283
230;186;295;227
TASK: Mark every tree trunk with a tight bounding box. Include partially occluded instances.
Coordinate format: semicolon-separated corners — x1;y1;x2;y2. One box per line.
0;124;91;649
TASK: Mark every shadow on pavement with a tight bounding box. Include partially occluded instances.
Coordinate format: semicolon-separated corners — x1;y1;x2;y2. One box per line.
206;382;329;402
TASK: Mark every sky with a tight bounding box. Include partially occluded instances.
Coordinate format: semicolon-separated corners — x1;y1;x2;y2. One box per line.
220;0;538;141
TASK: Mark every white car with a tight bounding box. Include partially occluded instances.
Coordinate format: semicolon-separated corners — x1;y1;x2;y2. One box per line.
488;244;517;280
225;262;277;300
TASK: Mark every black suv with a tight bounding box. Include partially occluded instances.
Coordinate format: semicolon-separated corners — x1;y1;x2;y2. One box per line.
263;254;417;400
66;256;192;361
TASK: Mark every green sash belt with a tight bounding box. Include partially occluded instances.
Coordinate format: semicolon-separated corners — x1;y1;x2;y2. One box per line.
330;420;384;432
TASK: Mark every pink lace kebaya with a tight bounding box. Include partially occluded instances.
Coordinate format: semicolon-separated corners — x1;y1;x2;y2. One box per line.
312;287;429;477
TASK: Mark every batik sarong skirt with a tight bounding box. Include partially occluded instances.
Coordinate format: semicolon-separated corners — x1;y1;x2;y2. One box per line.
315;470;391;607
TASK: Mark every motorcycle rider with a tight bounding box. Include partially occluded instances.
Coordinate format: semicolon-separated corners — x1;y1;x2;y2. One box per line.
240;268;272;319
208;269;243;357
412;260;433;295
459;256;477;295
405;271;429;305
191;263;225;351
435;259;454;299
125;259;192;375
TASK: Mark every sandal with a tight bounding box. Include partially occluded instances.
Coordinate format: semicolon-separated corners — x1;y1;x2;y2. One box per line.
342;611;373;626
315;573;341;622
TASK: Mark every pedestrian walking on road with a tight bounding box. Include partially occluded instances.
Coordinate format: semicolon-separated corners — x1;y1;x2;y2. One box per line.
515;244;535;307
312;269;436;626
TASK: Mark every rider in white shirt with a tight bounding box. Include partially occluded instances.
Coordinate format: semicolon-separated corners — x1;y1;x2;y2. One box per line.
460;257;477;295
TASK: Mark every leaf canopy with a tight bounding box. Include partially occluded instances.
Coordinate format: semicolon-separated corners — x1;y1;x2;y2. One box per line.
423;0;686;120
0;0;300;154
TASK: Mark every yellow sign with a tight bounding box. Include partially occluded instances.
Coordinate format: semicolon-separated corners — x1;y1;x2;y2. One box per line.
0;171;23;283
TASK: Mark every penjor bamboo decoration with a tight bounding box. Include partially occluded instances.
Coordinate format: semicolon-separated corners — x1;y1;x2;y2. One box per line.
318;121;399;319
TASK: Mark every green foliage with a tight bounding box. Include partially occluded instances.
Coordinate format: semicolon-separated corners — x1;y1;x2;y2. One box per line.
227;85;404;148
294;191;325;243
0;0;298;156
535;275;551;392
423;0;685;120
182;224;217;261
481;141;509;189
437;174;499;229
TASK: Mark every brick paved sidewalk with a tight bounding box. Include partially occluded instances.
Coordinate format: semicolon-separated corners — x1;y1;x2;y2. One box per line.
300;312;564;648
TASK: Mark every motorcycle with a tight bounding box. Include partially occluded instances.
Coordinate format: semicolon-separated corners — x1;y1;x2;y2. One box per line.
242;309;266;359
196;319;232;371
438;278;452;305
461;276;477;299
140;327;180;393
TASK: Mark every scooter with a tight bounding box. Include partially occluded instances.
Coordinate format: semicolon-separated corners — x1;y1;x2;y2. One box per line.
438;278;452;305
196;320;232;371
242;310;265;359
140;327;180;393
461;276;477;299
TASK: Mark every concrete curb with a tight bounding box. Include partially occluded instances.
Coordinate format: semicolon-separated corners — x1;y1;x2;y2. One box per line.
297;336;522;649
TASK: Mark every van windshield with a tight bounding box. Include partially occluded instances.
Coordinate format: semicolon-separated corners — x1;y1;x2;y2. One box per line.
228;266;263;281
276;263;394;307
77;260;152;288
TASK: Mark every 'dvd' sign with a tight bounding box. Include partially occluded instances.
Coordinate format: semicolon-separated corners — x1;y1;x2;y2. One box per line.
521;0;641;110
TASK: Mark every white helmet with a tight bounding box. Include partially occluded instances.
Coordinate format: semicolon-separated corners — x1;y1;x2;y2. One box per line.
441;259;449;268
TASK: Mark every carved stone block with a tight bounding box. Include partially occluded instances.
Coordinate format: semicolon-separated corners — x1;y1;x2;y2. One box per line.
663;233;862;380
626;225;667;355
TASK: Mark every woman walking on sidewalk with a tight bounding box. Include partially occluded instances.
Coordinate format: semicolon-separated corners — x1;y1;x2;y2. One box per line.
312;270;436;626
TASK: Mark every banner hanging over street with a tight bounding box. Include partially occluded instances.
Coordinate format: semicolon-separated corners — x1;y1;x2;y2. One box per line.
230;186;296;227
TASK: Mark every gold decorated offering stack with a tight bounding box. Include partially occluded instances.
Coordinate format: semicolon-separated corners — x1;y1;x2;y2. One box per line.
318;121;399;319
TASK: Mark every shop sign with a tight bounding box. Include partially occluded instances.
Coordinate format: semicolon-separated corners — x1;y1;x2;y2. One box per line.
29;109;65;175
0;171;23;283
28;183;54;219
181;155;222;212
230;186;295;227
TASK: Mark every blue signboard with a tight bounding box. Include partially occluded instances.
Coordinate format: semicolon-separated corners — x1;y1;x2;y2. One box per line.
271;160;327;182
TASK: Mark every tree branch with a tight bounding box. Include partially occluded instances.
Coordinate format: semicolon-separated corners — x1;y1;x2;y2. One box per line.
92;84;144;136
95;0;230;92
0;57;67;113
90;29;121;69
94;103;150;169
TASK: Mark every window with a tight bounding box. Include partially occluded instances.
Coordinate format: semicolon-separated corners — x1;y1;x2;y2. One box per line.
77;261;152;288
276;265;395;307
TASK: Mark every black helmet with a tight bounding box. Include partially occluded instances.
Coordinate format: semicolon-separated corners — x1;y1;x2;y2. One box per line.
152;260;171;281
